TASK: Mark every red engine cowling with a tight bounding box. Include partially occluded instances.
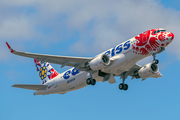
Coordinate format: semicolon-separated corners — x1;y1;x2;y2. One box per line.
138;63;158;79
89;54;110;70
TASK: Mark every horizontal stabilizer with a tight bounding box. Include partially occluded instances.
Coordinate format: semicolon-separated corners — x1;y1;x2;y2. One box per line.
12;84;48;90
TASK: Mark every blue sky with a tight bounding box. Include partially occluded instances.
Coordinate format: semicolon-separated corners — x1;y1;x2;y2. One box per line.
1;0;180;120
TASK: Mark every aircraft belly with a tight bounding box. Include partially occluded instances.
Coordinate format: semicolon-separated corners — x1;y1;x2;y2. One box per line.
35;71;88;95
34;88;59;95
67;72;87;91
109;62;135;76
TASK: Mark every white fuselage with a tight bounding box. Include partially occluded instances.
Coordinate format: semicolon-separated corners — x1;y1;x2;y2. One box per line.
34;28;174;95
7;28;174;95
34;37;147;95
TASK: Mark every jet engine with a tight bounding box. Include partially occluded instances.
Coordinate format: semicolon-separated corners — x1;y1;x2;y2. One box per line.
138;63;158;79
89;54;110;70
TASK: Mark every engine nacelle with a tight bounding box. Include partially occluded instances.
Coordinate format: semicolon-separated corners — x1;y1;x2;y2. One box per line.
138;63;158;79
89;54;110;70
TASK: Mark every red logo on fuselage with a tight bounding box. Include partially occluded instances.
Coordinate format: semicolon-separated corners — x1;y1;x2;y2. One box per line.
132;28;174;55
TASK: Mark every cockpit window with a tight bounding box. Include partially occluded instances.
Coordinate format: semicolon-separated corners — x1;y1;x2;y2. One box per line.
153;30;166;34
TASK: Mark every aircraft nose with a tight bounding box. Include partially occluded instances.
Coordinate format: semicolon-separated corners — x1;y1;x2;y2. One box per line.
167;32;174;41
159;31;174;47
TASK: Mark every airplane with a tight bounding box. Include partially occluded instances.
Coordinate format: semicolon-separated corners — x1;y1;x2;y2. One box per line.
6;28;174;95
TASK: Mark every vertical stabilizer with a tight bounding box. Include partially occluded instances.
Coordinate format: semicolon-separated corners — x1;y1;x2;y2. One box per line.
34;59;59;84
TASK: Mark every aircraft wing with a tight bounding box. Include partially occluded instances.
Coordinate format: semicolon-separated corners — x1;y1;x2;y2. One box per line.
125;64;141;77
12;84;48;90
6;42;92;68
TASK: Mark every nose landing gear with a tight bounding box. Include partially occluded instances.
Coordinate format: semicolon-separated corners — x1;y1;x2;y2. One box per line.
152;53;159;64
153;59;159;64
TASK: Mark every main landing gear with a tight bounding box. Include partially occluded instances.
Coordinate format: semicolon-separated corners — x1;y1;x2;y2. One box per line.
152;53;159;64
118;53;159;91
119;83;128;90
86;78;96;86
119;72;128;91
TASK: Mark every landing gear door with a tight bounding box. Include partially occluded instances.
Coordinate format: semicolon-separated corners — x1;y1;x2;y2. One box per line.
108;74;116;84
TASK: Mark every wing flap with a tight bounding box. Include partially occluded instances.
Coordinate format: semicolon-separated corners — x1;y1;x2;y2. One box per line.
12;84;48;90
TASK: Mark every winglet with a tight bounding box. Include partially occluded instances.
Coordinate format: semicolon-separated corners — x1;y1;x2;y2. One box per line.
6;42;15;53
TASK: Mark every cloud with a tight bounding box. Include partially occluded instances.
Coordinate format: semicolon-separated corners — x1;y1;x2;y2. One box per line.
0;0;37;6
1;0;180;62
0;18;33;39
60;0;180;58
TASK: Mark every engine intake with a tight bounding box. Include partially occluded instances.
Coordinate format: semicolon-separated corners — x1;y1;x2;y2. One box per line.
89;54;110;70
138;63;158;79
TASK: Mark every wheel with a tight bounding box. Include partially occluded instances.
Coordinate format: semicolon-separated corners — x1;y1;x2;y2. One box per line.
119;83;124;90
124;84;128;91
86;78;91;85
153;59;159;64
91;79;96;85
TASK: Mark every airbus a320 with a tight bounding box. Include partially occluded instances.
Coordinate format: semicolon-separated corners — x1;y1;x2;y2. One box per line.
6;28;174;95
